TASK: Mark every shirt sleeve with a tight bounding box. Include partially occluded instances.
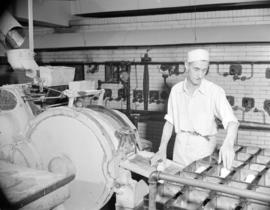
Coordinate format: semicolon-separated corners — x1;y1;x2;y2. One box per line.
214;88;238;130
164;89;174;125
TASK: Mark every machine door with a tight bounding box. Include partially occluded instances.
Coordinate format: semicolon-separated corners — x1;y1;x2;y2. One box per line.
25;107;120;210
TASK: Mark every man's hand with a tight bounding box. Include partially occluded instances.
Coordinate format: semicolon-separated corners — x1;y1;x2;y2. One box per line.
151;121;173;166
150;149;166;166
219;121;238;170
218;142;235;170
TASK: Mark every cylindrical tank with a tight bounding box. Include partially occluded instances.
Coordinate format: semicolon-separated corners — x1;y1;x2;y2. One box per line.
24;105;141;210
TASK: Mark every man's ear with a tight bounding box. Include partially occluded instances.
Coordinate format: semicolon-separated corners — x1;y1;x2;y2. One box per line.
206;66;210;75
184;61;188;72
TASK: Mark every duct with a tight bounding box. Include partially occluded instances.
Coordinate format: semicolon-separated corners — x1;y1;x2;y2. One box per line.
0;11;25;49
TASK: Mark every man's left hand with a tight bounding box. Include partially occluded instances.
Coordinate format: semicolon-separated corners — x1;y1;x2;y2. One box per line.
218;142;235;170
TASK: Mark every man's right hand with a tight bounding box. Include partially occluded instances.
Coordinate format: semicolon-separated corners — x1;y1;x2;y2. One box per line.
150;150;166;166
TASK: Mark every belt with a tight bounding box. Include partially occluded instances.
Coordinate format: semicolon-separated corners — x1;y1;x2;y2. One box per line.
180;130;211;141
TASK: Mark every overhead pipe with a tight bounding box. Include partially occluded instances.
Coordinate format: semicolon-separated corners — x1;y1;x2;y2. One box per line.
39;60;270;66
148;170;270;210
237;120;270;131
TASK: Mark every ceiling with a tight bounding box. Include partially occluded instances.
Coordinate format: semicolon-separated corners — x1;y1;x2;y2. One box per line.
7;0;270;27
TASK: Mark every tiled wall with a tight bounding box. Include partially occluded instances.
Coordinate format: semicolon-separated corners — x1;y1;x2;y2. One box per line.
38;8;270;153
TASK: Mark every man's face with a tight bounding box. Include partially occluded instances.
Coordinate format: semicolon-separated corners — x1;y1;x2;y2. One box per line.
186;60;209;86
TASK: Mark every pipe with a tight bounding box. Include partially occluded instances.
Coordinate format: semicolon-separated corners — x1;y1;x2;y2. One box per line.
28;0;34;51
39;61;270;66
238;120;270;131
245;63;254;80
148;171;159;210
148;171;270;210
160;172;270;201
143;63;149;111
126;64;131;116
253;108;266;124
216;63;225;76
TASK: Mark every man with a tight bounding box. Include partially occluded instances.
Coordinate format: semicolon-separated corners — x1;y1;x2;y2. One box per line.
151;49;239;170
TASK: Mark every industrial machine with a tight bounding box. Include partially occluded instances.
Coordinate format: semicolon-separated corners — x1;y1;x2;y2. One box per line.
0;81;152;210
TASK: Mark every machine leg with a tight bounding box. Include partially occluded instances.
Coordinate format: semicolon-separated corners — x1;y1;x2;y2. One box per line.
115;169;149;209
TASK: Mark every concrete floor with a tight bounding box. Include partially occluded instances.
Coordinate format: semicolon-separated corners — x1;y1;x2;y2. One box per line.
101;194;145;210
101;194;116;210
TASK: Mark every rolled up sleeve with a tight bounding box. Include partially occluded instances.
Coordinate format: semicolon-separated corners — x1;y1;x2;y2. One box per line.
164;90;174;125
214;88;238;130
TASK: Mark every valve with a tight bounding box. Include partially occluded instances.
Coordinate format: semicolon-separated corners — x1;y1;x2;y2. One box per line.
229;64;242;76
217;63;253;81
242;97;254;112
266;68;270;79
86;64;99;74
159;64;184;77
240;76;247;81
132;90;143;103
103;89;113;101
119;71;129;83
149;90;160;104
141;49;152;62
115;88;126;101
264;100;270;116
160;90;169;100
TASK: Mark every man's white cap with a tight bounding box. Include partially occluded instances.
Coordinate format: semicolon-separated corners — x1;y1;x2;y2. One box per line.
187;49;209;62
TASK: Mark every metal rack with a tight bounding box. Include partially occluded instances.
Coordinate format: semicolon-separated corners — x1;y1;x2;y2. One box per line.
146;145;270;210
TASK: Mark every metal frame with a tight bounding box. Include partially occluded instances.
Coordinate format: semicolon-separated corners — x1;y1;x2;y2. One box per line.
148;145;270;210
148;171;270;210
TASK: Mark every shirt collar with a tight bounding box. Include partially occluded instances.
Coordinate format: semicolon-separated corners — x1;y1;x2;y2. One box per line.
198;79;207;95
180;78;207;95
